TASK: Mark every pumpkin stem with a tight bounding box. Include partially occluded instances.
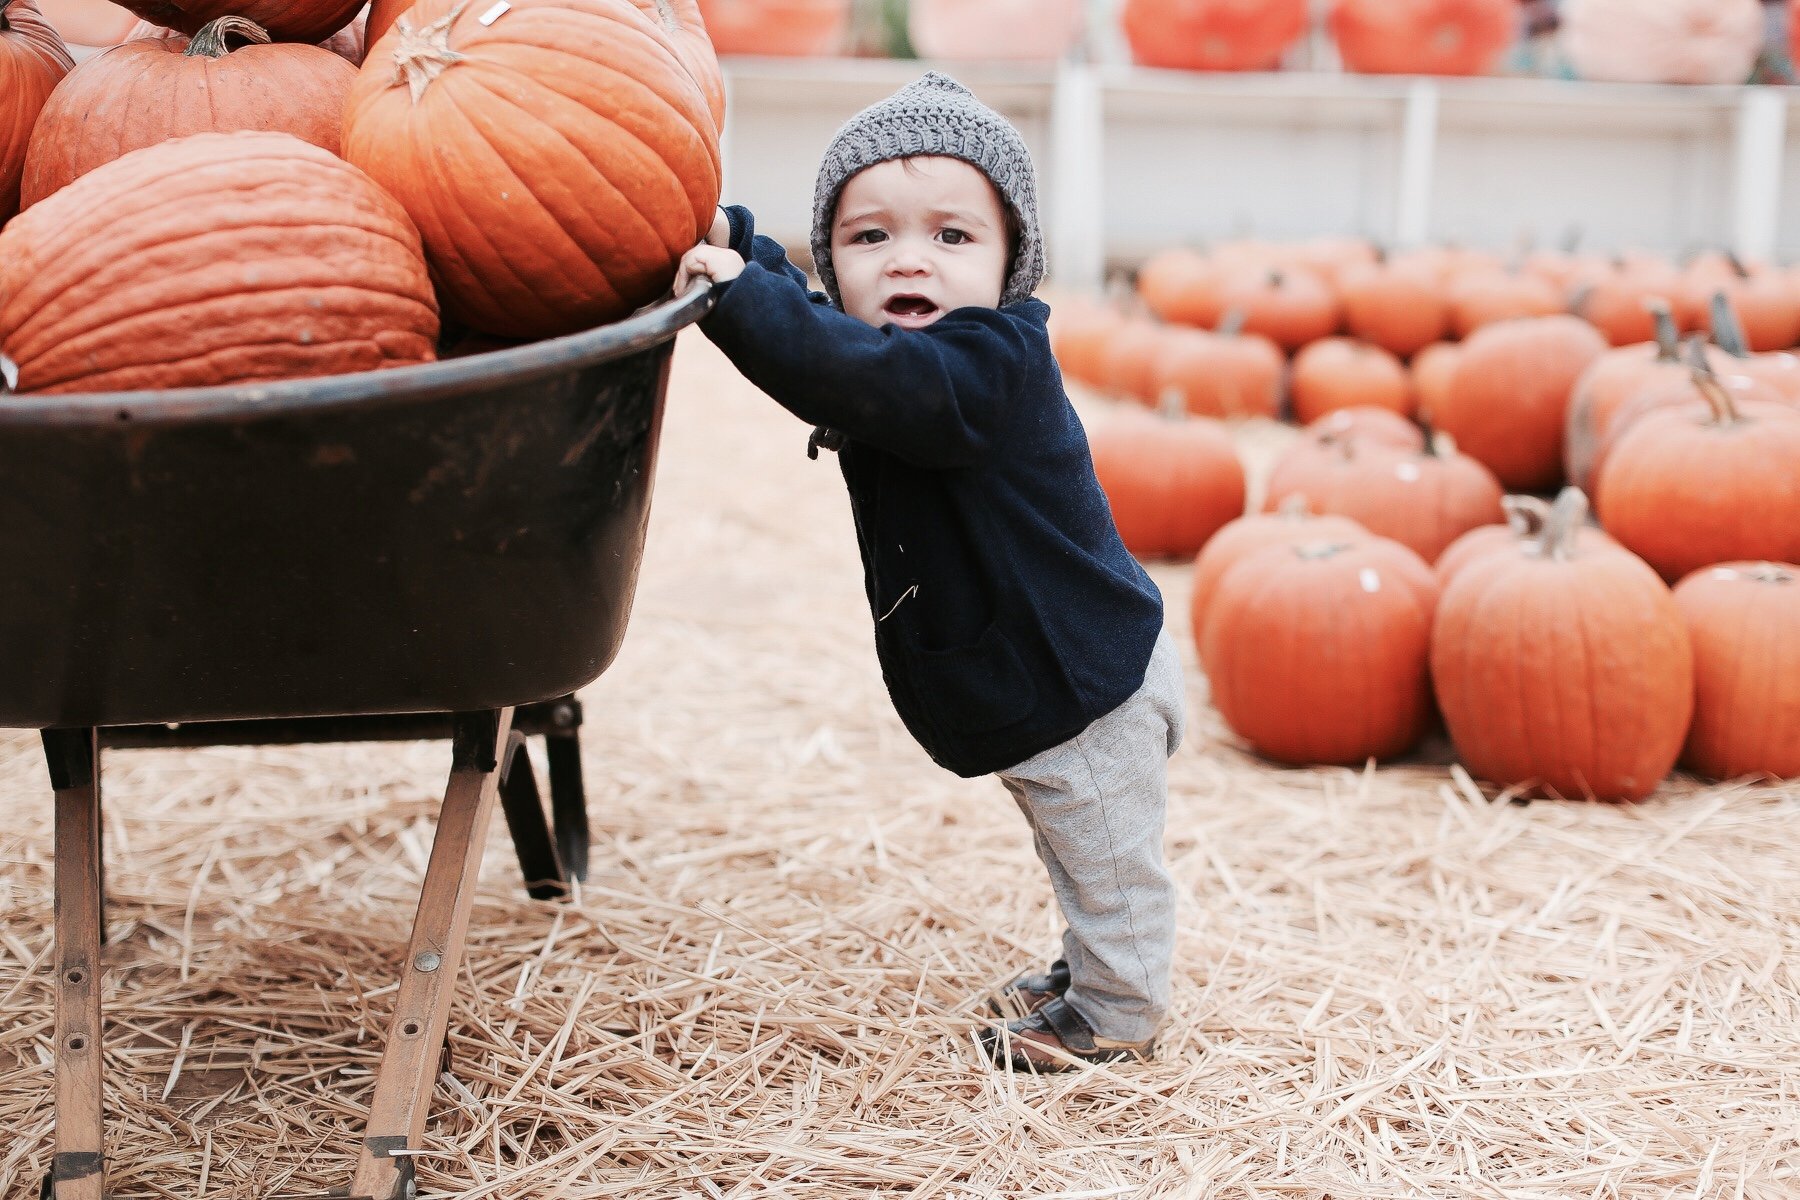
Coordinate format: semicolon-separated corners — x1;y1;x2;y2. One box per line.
1645;297;1679;362
1568;282;1594;321
1267;269;1284;290
1725;250;1751;280
1540;487;1590;563
1217;307;1248;338
1686;335;1743;427
1501;494;1552;540
1156;386;1185;423
185;15;271;57
1417;412;1453;459
1559;224;1583;254
393;2;468;105
1294;541;1353;562
1734;562;1796;585
1708;291;1752;359
1276;494;1310;518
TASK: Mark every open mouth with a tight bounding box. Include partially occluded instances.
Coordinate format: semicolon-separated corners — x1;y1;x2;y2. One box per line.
883;294;940;322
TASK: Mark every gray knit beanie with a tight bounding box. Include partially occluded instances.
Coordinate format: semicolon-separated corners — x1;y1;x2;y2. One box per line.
810;71;1045;310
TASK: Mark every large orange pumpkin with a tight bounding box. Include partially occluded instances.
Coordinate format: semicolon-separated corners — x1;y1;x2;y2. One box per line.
0;0;72;220
1594;355;1800;583
633;0;725;129
1673;561;1800;781
1120;0;1308;72
1435;315;1607;490
1204;535;1439;766
1435;494;1623;588
1431;489;1693;802
1189;504;1367;656
22;17;356;208
696;0;847;56
0;131;438;392
1264;429;1504;563
1088;405;1246;560
1329;0;1515;76
111;0;360;42
343;0;722;339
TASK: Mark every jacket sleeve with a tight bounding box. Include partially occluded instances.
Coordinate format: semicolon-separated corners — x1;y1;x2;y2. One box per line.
701;214;1030;470
722;205;814;293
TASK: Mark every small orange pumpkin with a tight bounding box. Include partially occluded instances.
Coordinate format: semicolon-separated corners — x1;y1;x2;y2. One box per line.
1447;268;1563;338
1673;561;1800;782
1290;337;1413;424
1329;0;1515;76
1435;494;1623;587
1204;535;1439;766
1299;405;1426;453
1151;312;1283;419
1215;266;1341;352
1120;0;1309;71
1338;259;1450;358
1050;297;1127;389
1088;403;1247;561
1137;247;1221;327
1264;428;1505;563
1410;341;1460;421
1190;503;1366;651
1564;298;1689;490
1098;317;1171;405
1431;488;1694;803
696;0;847;56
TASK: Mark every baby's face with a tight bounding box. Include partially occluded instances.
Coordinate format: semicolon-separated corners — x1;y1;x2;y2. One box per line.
830;156;1010;331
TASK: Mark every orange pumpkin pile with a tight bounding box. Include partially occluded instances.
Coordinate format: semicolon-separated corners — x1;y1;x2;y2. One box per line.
0;0;727;393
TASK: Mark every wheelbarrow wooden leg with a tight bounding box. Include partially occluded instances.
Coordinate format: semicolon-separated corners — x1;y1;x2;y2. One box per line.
349;708;513;1200
42;729;105;1200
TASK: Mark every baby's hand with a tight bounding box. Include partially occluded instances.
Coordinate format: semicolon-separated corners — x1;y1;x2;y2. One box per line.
676;243;744;296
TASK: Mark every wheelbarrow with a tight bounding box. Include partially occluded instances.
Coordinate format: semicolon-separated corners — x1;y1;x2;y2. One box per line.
0;284;715;1200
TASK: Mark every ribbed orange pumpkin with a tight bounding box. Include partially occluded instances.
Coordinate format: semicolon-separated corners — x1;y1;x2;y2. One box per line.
1151;313;1282;419
696;0;846;56
1264;429;1504;563
1088;405;1246;560
1049;297;1125;388
112;0;360;41
1330;0;1515;76
633;0;725;128
1190;505;1367;658
1436;315;1608;490
1680;257;1800;352
1204;535;1439;766
1098;317;1169;404
343;0;722;339
21;17;355;208
1573;258;1681;346
1706;291;1800;403
1338;260;1450;358
0;0;71;220
1137;246;1221;327
1290;337;1413;423
0;131;438;392
1431;489;1693;802
1673;561;1800;781
1594;356;1800;583
1435;494;1623;588
365;0;406;44
1120;0;1308;71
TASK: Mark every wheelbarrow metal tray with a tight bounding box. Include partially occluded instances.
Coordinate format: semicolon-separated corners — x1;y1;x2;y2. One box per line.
0;288;712;729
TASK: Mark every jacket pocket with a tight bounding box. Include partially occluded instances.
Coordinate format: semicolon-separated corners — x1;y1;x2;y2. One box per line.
908;622;1038;735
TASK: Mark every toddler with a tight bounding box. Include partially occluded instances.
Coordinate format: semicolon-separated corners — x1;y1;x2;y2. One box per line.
675;73;1184;1071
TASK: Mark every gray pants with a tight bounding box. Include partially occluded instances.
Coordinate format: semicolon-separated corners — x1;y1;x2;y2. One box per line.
995;629;1184;1044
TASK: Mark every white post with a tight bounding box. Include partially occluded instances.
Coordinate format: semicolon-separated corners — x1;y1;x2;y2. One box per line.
1047;60;1105;292
1395;78;1440;249
1731;88;1786;263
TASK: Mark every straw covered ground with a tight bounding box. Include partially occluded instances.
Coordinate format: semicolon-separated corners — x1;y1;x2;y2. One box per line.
2;331;1797;1199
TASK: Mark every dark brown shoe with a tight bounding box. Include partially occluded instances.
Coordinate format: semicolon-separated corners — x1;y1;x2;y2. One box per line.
988;958;1071;1018
979;996;1156;1073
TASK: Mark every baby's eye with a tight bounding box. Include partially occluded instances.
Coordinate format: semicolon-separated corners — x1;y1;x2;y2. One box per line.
850;229;887;244
938;228;971;245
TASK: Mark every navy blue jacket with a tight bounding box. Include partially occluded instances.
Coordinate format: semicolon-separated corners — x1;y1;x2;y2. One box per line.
699;207;1164;777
